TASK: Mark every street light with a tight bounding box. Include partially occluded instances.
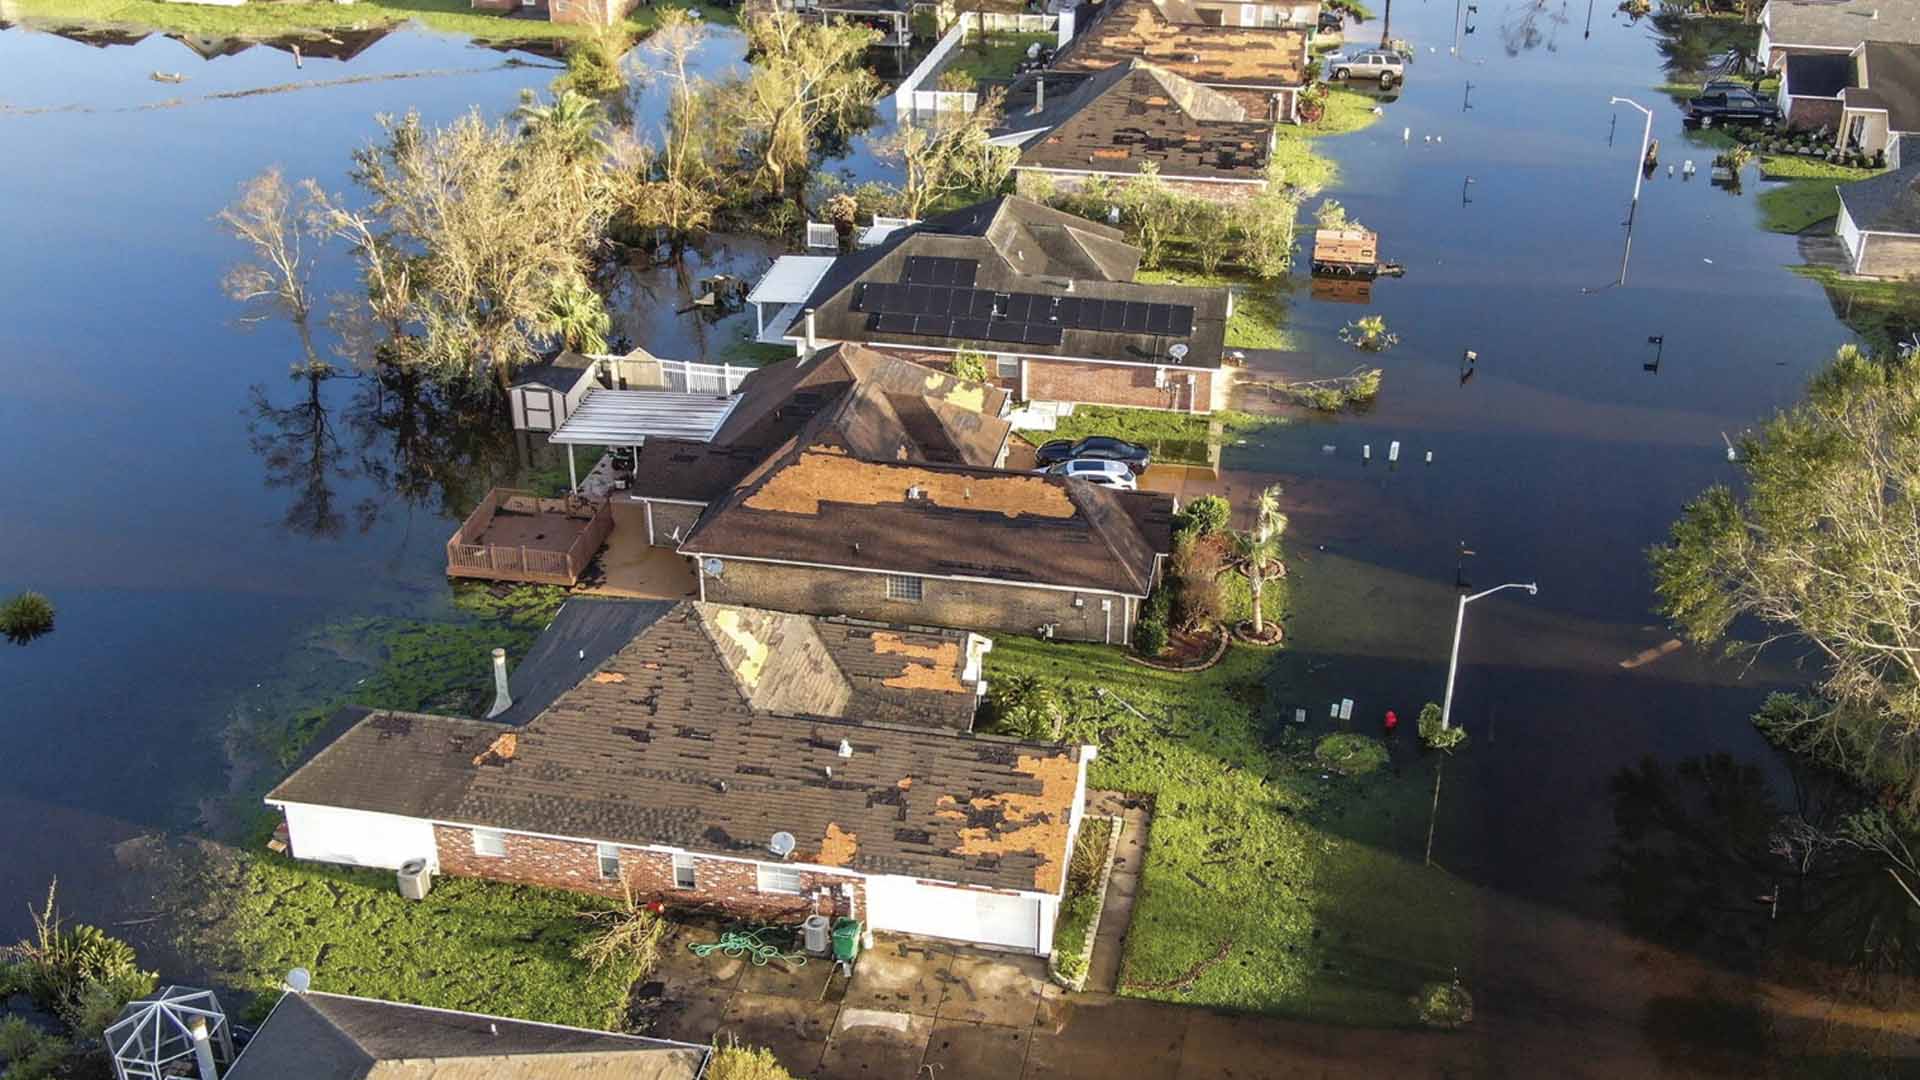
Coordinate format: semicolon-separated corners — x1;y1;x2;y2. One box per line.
1440;581;1538;730
1609;96;1654;209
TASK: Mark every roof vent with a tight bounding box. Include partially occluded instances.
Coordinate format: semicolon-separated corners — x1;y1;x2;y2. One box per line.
769;831;797;859
907;484;925;499
838;738;854;758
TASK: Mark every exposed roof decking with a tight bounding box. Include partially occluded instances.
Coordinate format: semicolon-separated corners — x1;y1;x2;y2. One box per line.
1049;0;1310;88
1015;61;1275;182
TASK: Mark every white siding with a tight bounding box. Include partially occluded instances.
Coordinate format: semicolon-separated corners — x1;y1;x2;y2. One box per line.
1837;198;1864;271
280;803;440;872
865;876;1050;953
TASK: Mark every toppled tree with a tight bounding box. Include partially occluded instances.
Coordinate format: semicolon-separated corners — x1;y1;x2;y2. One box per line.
726;13;881;217
879;89;1018;220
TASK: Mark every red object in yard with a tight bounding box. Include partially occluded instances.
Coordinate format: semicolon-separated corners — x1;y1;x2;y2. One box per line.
646;901;665;914
1384;710;1399;733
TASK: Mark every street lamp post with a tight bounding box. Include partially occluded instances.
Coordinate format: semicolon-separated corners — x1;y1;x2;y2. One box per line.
1440;581;1538;730
1609;96;1654;209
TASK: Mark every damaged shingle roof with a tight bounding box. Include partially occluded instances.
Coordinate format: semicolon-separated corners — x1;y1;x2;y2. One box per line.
270;604;1082;893
627;344;1012;503
1014;60;1275;181
1049;0;1310;88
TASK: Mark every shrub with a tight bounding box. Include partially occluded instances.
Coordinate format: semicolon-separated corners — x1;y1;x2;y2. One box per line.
949;348;991;384
0;1017;67;1080
1;591;54;644
1314;198;1357;230
1135;588;1172;656
1313;733;1389;775
1415;981;1474;1028
986;674;1064;740
708;1037;794;1080
1170;533;1226;632
11;884;156;1026
556;25;629;98
1417;703;1469;753
938;70;976;92
1176;495;1231;538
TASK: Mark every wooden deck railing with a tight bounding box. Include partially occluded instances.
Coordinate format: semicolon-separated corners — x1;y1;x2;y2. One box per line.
445;488;612;587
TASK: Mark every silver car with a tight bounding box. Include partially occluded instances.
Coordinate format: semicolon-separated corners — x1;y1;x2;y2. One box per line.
1331;50;1406;86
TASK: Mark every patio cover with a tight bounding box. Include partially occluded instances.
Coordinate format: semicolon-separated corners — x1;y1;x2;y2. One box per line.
549;388;741;445
746;255;838;306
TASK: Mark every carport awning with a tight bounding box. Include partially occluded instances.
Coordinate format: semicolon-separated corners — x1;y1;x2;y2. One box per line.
746;255;838;306
549;388;741;444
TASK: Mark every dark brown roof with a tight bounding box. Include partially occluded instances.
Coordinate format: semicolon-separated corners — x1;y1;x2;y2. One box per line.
628;345;1010;503
1050;0;1309;88
272;604;1081;893
795;199;1229;369
266;711;509;821
228;992;706;1080
682;448;1173;596
1016;61;1275;182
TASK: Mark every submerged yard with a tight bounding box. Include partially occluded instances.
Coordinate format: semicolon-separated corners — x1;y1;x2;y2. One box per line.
10;0;734;42
984;635;1472;1022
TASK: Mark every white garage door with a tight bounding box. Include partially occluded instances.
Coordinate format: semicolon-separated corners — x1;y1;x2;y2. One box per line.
865;876;1041;952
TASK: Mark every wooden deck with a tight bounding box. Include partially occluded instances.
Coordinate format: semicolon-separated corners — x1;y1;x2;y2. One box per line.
446;488;612;587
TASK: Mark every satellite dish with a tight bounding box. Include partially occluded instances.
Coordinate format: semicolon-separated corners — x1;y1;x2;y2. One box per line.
702;557;725;578
1168;343;1189;362
285;968;312;993
769;831;797;859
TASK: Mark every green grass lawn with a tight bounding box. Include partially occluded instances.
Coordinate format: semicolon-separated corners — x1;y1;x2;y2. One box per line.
1040;404;1283;465
11;0;735;44
230;856;637;1028
1789;265;1920;354
1309;88;1384;138
985;637;1471;1021
1758;179;1841;233
944;30;1054;83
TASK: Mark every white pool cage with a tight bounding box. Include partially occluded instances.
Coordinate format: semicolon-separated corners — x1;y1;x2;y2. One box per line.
105;986;235;1080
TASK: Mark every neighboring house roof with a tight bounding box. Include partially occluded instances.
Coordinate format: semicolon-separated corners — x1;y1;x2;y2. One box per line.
1012;60;1274;182
227;991;706;1080
1049;0;1309;88
1768;0;1920;50
510;351;598;393
1837;160;1920;232
1861;40;1920;129
273;602;1085;893
267;710;509;822
1786;51;1853;96
493;598;673;725
627;344;1012;503
682;444;1174;596
792;196;1229;369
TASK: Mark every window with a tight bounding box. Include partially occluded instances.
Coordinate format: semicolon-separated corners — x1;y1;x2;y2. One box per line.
996;354;1020;379
757;864;803;895
885;574;923;602
673;853;698;890
472;829;507;858
597;843;620;880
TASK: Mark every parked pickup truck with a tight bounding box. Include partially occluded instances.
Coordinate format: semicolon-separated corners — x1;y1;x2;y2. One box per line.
1684;87;1778;126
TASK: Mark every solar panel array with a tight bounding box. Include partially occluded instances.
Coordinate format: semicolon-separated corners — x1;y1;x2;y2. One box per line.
854;276;1197;351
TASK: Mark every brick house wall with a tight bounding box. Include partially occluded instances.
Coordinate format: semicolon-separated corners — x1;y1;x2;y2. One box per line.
1857;234;1920;278
1015;169;1266;207
548;0;639;25
433;824;863;919
1023;357;1213;413
696;557;1138;643
1786;97;1842;129
637;499;705;548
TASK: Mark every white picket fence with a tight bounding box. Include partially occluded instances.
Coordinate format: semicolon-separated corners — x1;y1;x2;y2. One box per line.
659;358;752;395
893;12;1067;119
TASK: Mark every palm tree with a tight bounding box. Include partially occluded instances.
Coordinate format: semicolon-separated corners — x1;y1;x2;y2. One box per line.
1227;485;1288;638
515;89;607;163
539;278;611;355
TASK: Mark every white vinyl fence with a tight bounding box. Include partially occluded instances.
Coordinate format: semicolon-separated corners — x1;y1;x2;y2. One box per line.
659;359;752;395
894;12;1066;119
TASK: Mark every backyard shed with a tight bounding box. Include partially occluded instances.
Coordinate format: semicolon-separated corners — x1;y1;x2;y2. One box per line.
508;352;598;432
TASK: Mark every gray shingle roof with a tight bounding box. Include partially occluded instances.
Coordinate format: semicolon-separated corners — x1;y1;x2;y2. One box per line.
1862;40;1920;129
227;992;706;1080
1768;0;1920;50
1787;51;1852;96
1013;60;1274;182
1838;159;1920;232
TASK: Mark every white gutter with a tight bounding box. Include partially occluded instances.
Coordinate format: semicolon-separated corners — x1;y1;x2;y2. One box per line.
681;547;1151;600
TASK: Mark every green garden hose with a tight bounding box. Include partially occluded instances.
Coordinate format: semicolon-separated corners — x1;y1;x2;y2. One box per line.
687;927;807;967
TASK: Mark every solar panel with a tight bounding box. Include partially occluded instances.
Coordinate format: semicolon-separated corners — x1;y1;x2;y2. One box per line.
952;317;991;340
1004;293;1034;323
906;285;934;315
914;315;954;337
953;259;979;287
1099;302;1127;331
1146;304;1172;334
973;291;999;318
1169;306;1195;336
1123;302;1150;333
873;312;916;334
1023;323;1064;346
987;322;1026;344
1054;297;1081;327
947;288;979;316
926;286;952;315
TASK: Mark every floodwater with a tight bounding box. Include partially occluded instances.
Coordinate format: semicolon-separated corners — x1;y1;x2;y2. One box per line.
0;2;1884;1066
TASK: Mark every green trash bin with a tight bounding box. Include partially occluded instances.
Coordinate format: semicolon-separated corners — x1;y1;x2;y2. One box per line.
832;918;863;965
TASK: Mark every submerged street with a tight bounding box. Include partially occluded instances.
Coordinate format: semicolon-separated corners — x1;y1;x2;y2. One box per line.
0;0;1905;1073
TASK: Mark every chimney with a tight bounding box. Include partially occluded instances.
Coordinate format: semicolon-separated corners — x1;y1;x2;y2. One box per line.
803;307;818;353
1032;77;1045;115
190;1018;218;1080
486;648;512;719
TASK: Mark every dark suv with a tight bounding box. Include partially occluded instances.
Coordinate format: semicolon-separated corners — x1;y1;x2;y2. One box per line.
1685;87;1778;126
1033;436;1151;474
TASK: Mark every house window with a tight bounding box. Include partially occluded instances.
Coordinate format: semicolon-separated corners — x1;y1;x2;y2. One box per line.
885;574;923;602
596;843;621;880
673;853;698;890
757;864;803;895
995;354;1020;379
472;829;507;858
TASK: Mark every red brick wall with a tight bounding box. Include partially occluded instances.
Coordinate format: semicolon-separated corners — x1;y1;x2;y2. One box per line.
432;825;864;919
547;0;639;25
1786;97;1842;130
1016;168;1266;207
1023;357;1212;412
